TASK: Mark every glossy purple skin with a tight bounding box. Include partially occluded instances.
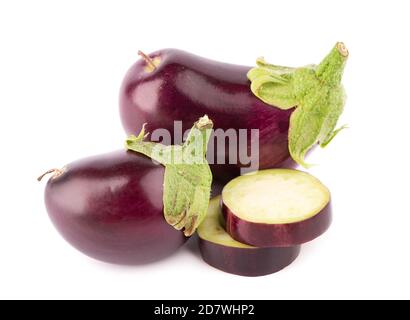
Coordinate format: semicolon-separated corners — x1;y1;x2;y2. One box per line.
119;49;295;182
223;202;332;247
44;150;186;265
199;239;300;277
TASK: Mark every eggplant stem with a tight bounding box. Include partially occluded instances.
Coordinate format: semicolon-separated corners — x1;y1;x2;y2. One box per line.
37;168;64;181
336;42;349;57
138;50;157;70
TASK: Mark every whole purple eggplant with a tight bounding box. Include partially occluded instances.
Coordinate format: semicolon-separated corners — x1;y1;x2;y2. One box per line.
119;49;294;181
41;150;186;265
120;44;348;180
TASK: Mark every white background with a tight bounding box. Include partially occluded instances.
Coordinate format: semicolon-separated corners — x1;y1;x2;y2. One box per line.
1;0;409;300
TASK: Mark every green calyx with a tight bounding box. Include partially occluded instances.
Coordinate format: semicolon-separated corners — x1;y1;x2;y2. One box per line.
126;115;213;236
247;42;349;167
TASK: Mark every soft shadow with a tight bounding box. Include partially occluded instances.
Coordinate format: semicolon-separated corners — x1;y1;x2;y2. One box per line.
184;234;201;258
83;239;192;271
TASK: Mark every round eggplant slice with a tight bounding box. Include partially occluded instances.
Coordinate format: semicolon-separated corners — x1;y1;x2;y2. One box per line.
198;197;300;277
222;169;332;247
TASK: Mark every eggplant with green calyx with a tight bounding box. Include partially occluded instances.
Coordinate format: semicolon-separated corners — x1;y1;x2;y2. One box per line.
126;115;214;236
39;116;213;264
120;43;348;180
198;196;301;277
222;169;332;247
